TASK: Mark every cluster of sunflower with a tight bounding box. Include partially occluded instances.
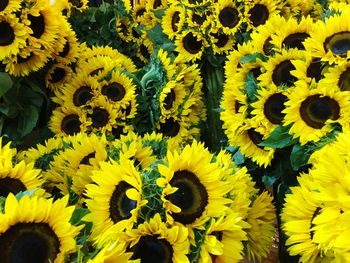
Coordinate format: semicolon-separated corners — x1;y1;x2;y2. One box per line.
282;129;350;262
12;131;275;262
221;1;350;168
0;0;88;77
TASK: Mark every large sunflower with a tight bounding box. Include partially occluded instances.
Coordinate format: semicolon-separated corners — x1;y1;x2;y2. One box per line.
175;30;205;62
0;194;81;263
303;14;350;64
121;213;190;263
213;0;242;35
157;141;232;226
0;14;27;60
161;5;186;40
283;81;350;145
84;158;147;245
245;192;276;262
244;0;280;29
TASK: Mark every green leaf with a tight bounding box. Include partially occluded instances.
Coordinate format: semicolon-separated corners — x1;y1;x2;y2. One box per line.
0;72;13;97
244;72;259;103
290;143;310;171
18;105;39;137
232;149;245;165
147;24;171;46
239;52;268;64
262;175;278;186
70;208;90;225
259;125;296;149
154;9;165;19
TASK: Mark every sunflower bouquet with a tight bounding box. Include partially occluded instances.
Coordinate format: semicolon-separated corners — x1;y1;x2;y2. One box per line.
10;131;276;262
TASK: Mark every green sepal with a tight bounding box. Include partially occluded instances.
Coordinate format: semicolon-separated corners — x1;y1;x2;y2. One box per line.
290;143;310;171
0;72;13;97
239;52;268;64
259;125;296;149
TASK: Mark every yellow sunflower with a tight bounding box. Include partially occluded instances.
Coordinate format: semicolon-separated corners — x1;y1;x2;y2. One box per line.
209;28;235;55
67;0;88;12
161;5;186;40
45;63;74;92
121;213;190;263
49;106;89;136
157;141;232;226
87;241;133;263
175;30;205;62
303;14;350;65
76;55;116;79
283;81;350;145
186;9;212;33
0;14;27;60
157;48;177;81
244;0;280;29
0;0;22;14
159;80;187;117
245;191;276;262
318;60;350;92
251;86;289;136
84;158;147;245
3;47;49;77
213;0;242;35
0;194;82;263
116;17;133;42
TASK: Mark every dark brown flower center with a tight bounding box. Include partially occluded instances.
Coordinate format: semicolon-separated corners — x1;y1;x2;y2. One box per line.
306;59;323;82
61;114;81;135
17;53;34;64
73;86;93;106
235;100;243;113
212;231;223;241
28;13;45;39
183;32;202;54
130;235;173;263
59;38;70;58
263;93;287;124
247;129;264;148
102;82;126;102
0;0;9;12
50;67;66;84
168;170;208;224
136;8;146;18
109;181;137;223
310;207;322;239
171;11;180;32
300;95;340;129
140;44;150;59
159;118;180;137
219;7;239;28
0;178;26;197
80;152;96;165
89;67;104;77
283;33;310;50
0;223;60;263
211;32;229;48
163;89;176;110
248;4;269;27
153;0;162;9
69;0;83;8
324;32;350;57
90;107;109;128
272;60;297;87
338;67;350;91
0;21;14;46
263;36;274;56
192;13;206;25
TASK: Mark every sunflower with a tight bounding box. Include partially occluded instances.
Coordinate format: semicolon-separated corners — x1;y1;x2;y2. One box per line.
146;0;167;11
59;74;99;107
49;106;89;136
159;80;187;117
157;141;232;226
0;158;43;198
175;30;205;62
180;0;210;8
76;55;116;79
270;16;314;52
0;194;81;263
0;14;27;60
84;158;147;245
116;18;133;42
161;5;186;40
45;63;74;92
87;241;133;263
3;47;49;77
318;61;350;92
137;41;152;63
283;81;350;145
244;0;280;29
87;97;119;133
210;28;235;55
157;48;177;81
257;48;303;89
98;70;137;111
303;14;350;64
251;86;289;136
201;209;248;263
21;3;61;51
186;9;212;33
68;0;88;12
229;120;275;167
245;192;276;262
213;0;242;35
121;213;190;263
282;175;332;263
0;0;21;14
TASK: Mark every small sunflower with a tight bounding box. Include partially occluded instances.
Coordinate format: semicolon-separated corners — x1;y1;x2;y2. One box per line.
0;14;27;60
244;0;280;29
159;80;187;117
76;55;116;79
213;0;242;35
245;192;276;262
186;9;212;33
318;60;350;92
210;28;235;55
283;81;350;145
45;63;74;92
122;213;190;263
116;17;133;42
84;158;147;245
161;5;186;40
0;0;22;14
49;106;89;136
0;194;81;263
303;14;350;64
157;141;232;226
175;30;205;62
